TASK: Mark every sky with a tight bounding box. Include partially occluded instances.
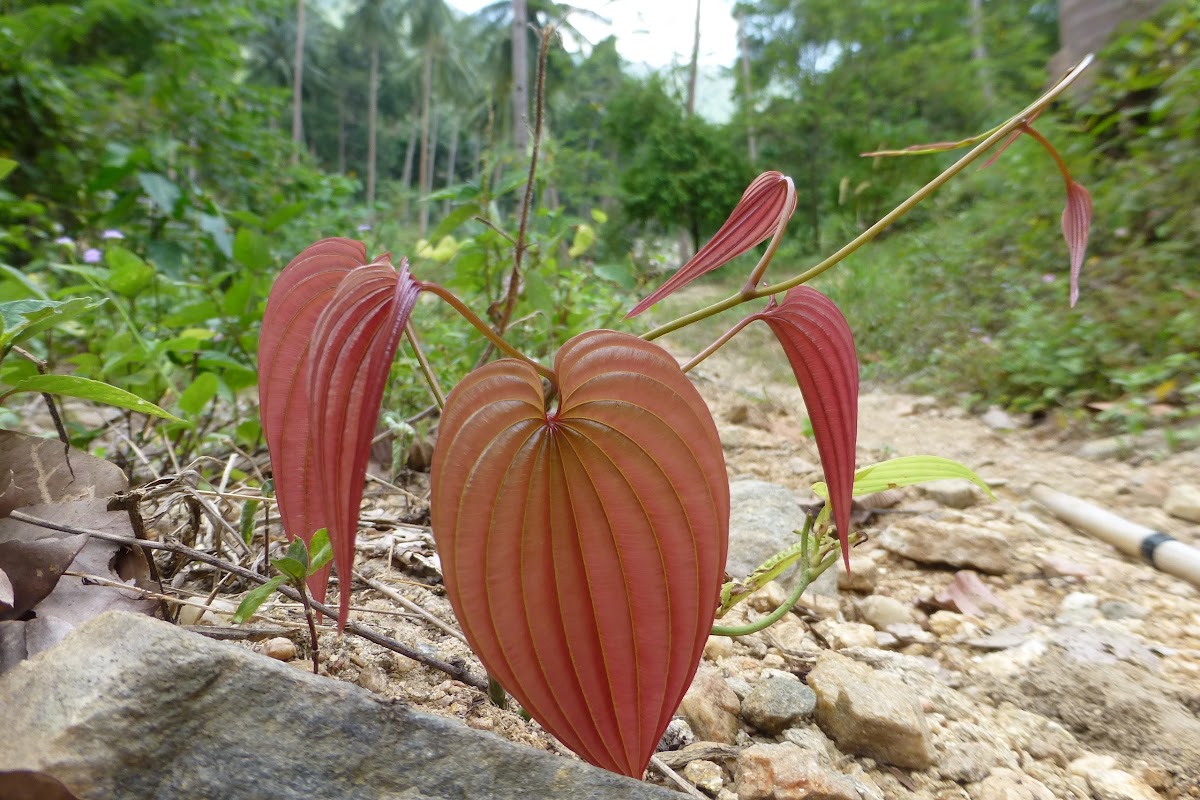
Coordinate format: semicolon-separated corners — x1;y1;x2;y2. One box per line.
446;0;741;70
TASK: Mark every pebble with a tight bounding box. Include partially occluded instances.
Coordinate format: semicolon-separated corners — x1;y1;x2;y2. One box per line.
936;741;1018;783
806;652;935;769
704;635;735;661
925;480;983;509
357;663;389;694
858;595;916;629
1086;769;1164;800
261;637;297;661
836;555;879;593
734;742;859;800
682;759;724;795
781;724;836;759
928;610;973;638
658;718;695;751
981;406;1022;431
971;768;1057;800
740;677;816;734
679;667;742;744
1164;484;1200;523
813;621;877;650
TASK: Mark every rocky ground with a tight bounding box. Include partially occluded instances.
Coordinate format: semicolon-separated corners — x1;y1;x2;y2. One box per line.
194;332;1200;800
17;320;1197;799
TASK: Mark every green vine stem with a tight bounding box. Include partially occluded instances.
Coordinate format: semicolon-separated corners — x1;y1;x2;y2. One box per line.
680;316;755;374
418;281;557;386
641;54;1095;344
710;548;840;637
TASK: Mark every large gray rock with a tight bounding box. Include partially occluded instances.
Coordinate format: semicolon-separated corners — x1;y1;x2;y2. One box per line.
878;517;1010;574
726;480;808;585
0;611;676;800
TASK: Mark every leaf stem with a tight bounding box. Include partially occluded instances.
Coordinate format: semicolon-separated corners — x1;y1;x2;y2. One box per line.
641;54;1095;341
1019;123;1075;190
404;321;445;409
680;315;756;373
418;281;556;385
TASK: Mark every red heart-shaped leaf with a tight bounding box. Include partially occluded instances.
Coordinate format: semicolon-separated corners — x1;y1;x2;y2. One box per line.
627;171;796;318
258;237;368;602
430;330;729;777
308;258;421;628
749;288;859;567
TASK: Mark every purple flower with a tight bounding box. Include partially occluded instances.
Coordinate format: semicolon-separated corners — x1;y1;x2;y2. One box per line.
83;248;102;264
1041;273;1056;284
356;223;372;232
101;229;124;240
54;236;73;246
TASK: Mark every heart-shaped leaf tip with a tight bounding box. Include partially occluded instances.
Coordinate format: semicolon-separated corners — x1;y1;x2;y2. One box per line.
431;330;729;777
626;171;796;318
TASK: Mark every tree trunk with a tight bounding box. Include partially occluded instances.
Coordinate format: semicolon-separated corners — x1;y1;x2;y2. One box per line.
420;107;439;237
968;0;994;106
686;0;701;116
511;0;529;151
291;0;305;163
366;41;379;206
737;10;757;163
336;93;346;174
401;120;418;223
418;44;435;238
443;118;459;216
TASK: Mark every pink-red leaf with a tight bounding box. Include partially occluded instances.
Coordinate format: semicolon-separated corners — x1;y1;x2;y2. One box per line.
257;237;369;603
626;171;796;318
1062;181;1092;307
430;330;728;777
308;258;420;630
748;287;859;567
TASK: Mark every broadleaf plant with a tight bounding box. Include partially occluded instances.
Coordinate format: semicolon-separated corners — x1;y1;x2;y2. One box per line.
256;57;1096;779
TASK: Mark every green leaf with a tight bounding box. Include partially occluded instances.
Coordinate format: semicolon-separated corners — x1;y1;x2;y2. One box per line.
429;202;481;242
812;455;994;500
0;264;50;300
263;201;308;232
0;159;17;182
233;227;272;271
138;172;181;215
594;261;636;289
239;499;261;545
3;374;181;420
522;272;554;313
233;576;287;623
0;297;105;352
590;208;608;224
271;536;310;582
177;371;220;417
307;528;333;575
197;213;233;258
105;247;155;297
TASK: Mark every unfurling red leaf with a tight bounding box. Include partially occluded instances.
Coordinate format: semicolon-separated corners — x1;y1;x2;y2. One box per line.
626;171;796;318
1062;181;1092;307
258;238;369;603
431;330;729;777
749;288;858;567
309;258;420;630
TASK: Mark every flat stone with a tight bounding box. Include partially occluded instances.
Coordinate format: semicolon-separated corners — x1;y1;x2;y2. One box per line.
740;677;816;735
679;666;742;744
879;518;1010;574
936;741;1018;783
1164;484;1200;523
734;743;858;800
806;652;934;769
981;406;1021;431
0;612;676;799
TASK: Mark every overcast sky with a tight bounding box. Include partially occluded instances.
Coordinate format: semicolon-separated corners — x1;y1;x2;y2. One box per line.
447;0;741;70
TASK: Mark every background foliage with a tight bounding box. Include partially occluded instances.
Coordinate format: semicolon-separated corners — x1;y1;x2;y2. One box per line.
1;0;1196;472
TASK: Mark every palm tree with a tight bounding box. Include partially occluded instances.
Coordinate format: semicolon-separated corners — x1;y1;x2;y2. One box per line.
347;0;401;206
292;0;306;161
